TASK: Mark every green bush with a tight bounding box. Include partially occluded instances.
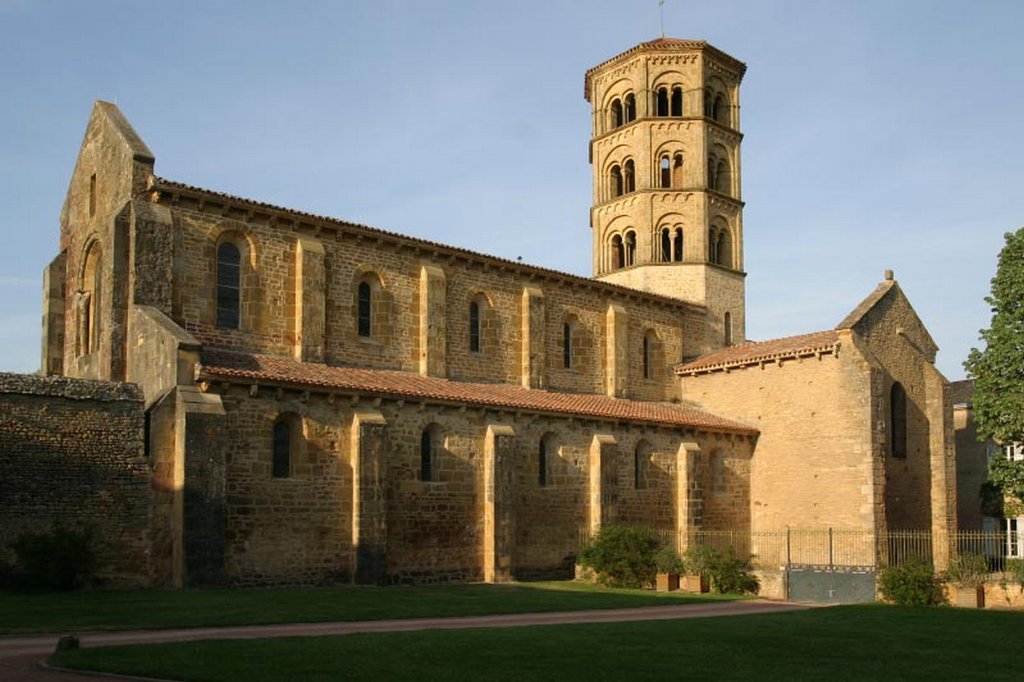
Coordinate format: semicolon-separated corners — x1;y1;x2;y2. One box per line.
943;554;989;588
653;546;684;574
577;525;660;588
707;546;759;595
1004;558;1024;587
681;546;717;578
7;526;97;592
878;559;945;606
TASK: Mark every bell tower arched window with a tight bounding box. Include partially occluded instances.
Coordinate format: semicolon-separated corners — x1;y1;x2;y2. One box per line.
673;227;683;262
610;164;623;198
671;87;683;116
611;234;624;269
624;94;636;122
672;154;684;187
624;160;635;193
656;87;669;116
610;98;623;129
660;155;671;188
661;228;671;262
624;230;636;266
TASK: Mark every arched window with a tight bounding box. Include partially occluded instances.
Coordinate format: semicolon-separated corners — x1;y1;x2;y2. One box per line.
538;438;548;487
272;418;291;478
724;312;733;346
216;242;241;329
713;93;726;124
79;240;102;355
673;227;683;262
634;441;651;490
643;335;651;379
469;300;481;352
357;281;372;337
610;98;623;129
890;382;907;459
661;228;672;262
420;427;435;481
563;321;573;369
660;155;671;188
624;231;636;266
670;87;683;116
623;160;635;193
656;87;669;116
672;154;684;188
716;159;729;194
708;229;719;264
610;164;623;198
717;230;731;268
707;156;717;190
624;94;636;122
703;88;713;118
611;234;624;269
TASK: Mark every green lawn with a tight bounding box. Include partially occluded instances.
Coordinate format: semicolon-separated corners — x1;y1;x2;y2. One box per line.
0;581;738;634
50;605;1024;681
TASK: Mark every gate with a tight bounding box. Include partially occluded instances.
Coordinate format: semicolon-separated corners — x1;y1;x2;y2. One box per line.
785;528;877;603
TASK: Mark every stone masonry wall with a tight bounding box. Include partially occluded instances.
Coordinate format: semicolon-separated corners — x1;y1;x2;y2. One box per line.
209;382;749;586
0;372;155;586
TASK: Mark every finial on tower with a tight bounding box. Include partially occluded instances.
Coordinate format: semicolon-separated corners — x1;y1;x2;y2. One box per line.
659;0;666;38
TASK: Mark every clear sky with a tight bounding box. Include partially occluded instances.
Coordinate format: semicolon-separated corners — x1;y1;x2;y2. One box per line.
1;0;1021;380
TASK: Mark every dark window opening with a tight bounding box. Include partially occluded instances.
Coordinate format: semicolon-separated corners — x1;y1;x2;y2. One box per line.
713;94;726;123
89;174;97;217
673;227;683;262
611;165;623;198
216;242;241;329
612;234;624;269
660;155;671;188
643;335;651;379
357;281;372;337
703;88;713;118
672;154;684;188
709;229;719;264
420;429;433;481
563;323;573;369
624;231;636;266
624;94;636;122
611;99;623;128
656;87;669;116
623;160;635;193
661;228;671;262
670;87;683;116
272;419;291;478
716;159;728;193
890;382;908;458
469;301;481;352
539;439;548;487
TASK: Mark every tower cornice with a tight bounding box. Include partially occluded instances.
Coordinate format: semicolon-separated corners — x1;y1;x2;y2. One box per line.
584;38;747;101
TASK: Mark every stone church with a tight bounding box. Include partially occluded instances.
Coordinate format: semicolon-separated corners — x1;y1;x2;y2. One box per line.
1;37;955;589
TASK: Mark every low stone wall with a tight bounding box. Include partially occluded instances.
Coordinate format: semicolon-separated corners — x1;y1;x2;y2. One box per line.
0;372;156;587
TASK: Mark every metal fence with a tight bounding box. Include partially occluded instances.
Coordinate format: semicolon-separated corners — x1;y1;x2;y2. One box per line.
582;526;1024;574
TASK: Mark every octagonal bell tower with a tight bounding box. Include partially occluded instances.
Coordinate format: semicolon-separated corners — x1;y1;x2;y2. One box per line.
585;38;747;354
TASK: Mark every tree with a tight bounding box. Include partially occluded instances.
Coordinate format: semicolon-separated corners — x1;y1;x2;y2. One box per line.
964;227;1024;513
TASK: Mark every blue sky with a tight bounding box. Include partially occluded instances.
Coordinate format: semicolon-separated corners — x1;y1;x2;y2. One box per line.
1;0;1021;380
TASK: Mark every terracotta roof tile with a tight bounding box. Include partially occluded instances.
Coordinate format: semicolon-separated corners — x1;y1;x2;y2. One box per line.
676;330;841;376
199;350;757;435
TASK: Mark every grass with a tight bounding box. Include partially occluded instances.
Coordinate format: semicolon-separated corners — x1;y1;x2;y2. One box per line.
0;581;738;634
49;605;1024;681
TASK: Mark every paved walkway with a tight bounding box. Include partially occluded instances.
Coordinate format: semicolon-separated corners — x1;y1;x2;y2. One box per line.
0;600;815;681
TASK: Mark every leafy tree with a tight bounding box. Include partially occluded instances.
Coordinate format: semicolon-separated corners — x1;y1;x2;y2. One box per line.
964;227;1024;513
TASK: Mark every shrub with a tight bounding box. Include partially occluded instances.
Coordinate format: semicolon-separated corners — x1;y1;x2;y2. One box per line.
7;525;97;592
577;525;659;588
943;553;989;588
653;546;684;574
1003;557;1024;587
681;546;717;578
707;546;759;595
878;559;945;606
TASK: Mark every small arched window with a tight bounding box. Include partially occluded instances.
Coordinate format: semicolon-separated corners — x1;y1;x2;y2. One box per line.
611;234;624;269
624;231;636;266
643;335;651;379
357;281;372;337
624;94;636;122
890;382;907;459
724;312;733;346
707;156;717;190
713;93;726;123
272;418;291;478
610;164;623;198
624;160;635;193
717;230;731;268
469;300;481;352
670;87;683;116
216;242;241;329
672;154;684;188
656;87;669;116
716;159;729;194
673;227;683;262
79;240;103;355
634;442;651;490
610;98;623;129
538;438;548;487
563;322;573;369
420;428;435;481
660;155;671;188
661;228;672;262
708;229;719;264
703;88;713;118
